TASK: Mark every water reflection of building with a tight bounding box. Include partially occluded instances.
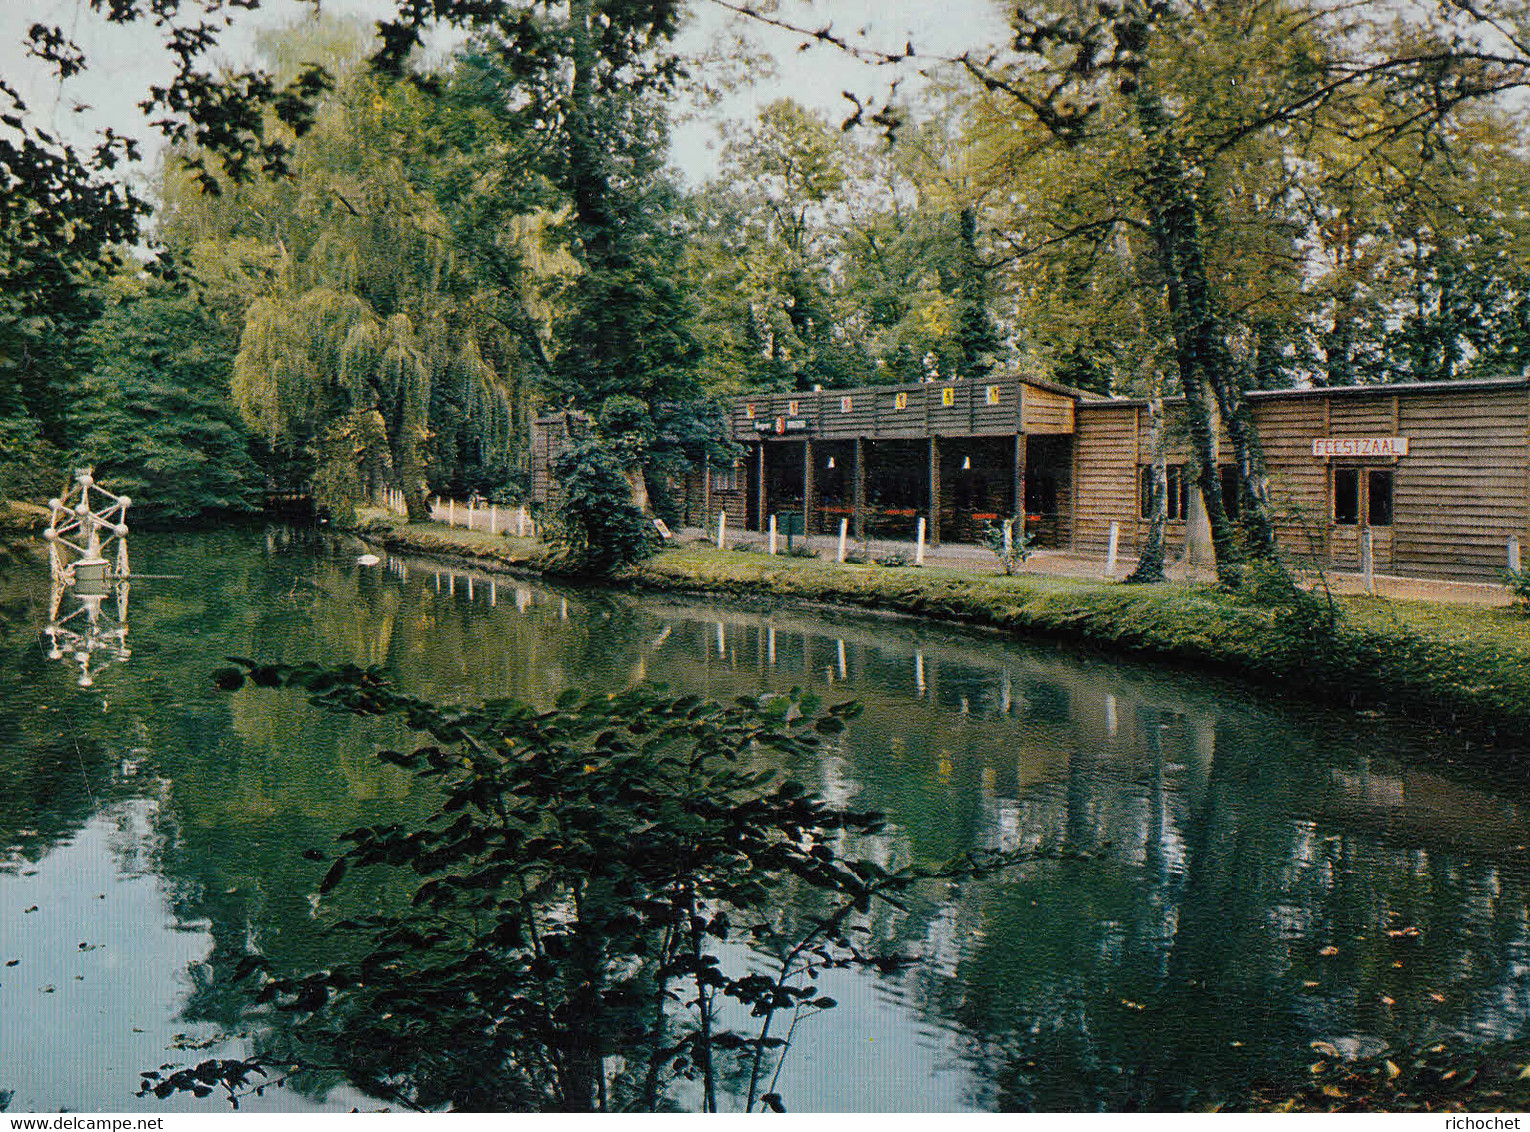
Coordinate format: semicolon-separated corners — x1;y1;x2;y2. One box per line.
291;551;1530;1108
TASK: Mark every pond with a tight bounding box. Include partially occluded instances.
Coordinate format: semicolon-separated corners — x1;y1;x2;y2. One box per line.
3;528;1530;1112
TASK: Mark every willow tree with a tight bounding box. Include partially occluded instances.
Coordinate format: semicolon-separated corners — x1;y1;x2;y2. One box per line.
234;293;441;521
163;21;550;520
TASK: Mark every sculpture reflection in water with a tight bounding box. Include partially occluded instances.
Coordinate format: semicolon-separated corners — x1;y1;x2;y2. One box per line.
42;469;131;687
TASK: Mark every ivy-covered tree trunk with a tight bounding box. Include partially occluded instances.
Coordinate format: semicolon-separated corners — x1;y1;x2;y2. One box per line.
1123;395;1167;584
1136;87;1259;588
1211;380;1280;560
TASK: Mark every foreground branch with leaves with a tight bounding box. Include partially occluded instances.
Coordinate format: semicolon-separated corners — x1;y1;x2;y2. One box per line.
140;661;1021;1112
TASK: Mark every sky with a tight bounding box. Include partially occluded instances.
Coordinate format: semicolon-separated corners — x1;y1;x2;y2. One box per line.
0;0;1011;191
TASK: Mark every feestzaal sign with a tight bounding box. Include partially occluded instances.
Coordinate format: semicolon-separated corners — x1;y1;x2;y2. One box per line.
1311;436;1409;458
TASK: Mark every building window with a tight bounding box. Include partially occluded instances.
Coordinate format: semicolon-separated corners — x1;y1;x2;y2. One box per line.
986;385;1001;405
1368;469;1394;526
710;464;741;492
1139;465;1190;521
1334;467;1360;525
1219;464;1240;520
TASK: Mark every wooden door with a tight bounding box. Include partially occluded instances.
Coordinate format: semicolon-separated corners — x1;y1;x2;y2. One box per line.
1332;465;1395;571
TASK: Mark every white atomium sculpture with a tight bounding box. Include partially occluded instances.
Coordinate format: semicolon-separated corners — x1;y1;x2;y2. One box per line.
42;468;132;687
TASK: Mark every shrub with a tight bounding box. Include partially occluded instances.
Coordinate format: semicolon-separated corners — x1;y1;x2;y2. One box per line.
980;518;1032;576
544;440;658;575
1505;565;1530;608
875;552;913;568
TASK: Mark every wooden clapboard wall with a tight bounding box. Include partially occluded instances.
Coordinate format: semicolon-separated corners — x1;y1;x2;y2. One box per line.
1022;384;1077;434
1072;404;1138;555
728;376;1079;443
1250;396;1329;564
530;410;590;504
1392;387;1529;579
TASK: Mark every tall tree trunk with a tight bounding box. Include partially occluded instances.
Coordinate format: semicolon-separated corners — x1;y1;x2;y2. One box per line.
1124;394;1167;584
1134;87;1287;587
1210;380;1280;560
566;0;614;268
387;400;432;523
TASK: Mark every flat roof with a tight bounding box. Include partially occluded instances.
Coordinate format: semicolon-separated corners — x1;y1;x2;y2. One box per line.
731;373;1106;403
1087;374;1530;409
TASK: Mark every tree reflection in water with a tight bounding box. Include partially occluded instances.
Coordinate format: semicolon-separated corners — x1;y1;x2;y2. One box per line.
2;528;1529;1111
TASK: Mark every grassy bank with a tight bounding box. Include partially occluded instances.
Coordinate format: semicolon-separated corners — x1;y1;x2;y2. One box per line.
363;517;1530;751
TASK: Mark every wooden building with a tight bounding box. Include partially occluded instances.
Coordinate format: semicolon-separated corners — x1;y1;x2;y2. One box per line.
690;374;1530;582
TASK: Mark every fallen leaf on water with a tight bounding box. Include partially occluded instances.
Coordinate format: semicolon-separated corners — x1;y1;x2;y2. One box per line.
1385;1060;1400;1079
1380;994;1395;1006
1319;946;1339;957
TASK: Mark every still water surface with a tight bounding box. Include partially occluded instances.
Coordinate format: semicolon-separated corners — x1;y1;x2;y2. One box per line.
3;529;1530;1112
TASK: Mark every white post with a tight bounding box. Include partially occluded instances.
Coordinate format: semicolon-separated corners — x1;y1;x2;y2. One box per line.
1106;520;1119;577
837;517;848;562
517;506;527;538
1511;535;1523;574
1003;518;1013;562
1361;528;1375;594
716;510;727;550
448;499;456;527
467;500;475;531
916;517;926;566
768;514;778;555
491;503;497;535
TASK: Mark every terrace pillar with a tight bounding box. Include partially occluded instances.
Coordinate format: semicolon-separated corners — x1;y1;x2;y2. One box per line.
1013;432;1028;537
756;442;767;533
803;439;814;538
853;438;867;543
928;435;941;549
